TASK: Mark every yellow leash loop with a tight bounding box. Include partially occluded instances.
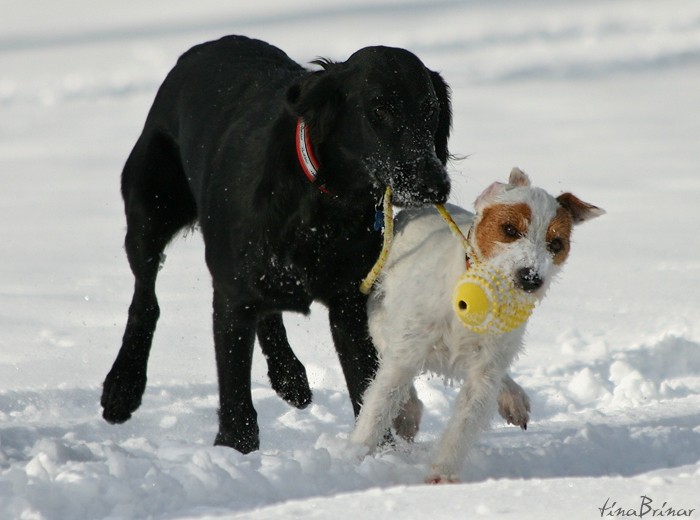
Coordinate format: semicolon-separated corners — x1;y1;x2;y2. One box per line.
360;191;470;295
359;186;394;295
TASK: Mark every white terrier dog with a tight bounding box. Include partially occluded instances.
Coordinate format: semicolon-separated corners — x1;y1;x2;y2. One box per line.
351;168;604;483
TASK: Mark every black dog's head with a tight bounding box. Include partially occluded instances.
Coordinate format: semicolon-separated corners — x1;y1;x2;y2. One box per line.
287;46;452;207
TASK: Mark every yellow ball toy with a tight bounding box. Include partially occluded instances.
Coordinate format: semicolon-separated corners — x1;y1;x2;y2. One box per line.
452;262;536;335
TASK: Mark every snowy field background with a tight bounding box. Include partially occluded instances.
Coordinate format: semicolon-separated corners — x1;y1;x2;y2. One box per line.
2;0;700;518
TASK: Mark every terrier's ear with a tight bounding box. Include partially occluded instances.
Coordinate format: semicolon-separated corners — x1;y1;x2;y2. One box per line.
475;168;530;211
557;192;606;224
508;167;531;187
474;181;508;212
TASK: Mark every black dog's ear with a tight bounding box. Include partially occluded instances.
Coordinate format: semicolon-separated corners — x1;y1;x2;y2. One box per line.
429;70;452;165
287;69;344;143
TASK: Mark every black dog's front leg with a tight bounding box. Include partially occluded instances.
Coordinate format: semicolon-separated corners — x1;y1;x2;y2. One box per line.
211;288;260;453
327;291;381;418
257;313;313;409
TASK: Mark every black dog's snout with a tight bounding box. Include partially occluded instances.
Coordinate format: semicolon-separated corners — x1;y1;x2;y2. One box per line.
409;156;450;204
389;157;450;207
517;268;543;292
428;165;451;204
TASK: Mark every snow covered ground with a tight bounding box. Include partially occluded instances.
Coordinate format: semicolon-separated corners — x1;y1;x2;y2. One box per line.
2;0;700;518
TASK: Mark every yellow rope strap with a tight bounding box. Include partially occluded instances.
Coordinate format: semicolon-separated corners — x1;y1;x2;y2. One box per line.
435;204;470;251
359;186;394;295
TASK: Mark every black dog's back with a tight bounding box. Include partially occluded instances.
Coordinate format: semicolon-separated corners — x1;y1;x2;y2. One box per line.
179;35;299;71
159;35;303;109
135;36;306;204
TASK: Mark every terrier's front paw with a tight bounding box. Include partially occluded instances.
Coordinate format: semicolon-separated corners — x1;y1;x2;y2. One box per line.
498;378;531;430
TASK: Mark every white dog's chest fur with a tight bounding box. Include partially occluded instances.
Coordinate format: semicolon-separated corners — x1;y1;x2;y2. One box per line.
422;330;519;382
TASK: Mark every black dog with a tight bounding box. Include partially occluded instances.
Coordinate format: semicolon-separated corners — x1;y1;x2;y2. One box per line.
101;35;452;453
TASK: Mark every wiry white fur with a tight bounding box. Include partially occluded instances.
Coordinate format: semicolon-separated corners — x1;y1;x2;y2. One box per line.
351;168;603;483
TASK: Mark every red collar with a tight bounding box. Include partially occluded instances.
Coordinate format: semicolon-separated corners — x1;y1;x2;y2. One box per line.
295;118;330;195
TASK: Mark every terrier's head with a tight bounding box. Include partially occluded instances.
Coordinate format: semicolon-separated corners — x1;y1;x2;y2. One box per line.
471;168;605;299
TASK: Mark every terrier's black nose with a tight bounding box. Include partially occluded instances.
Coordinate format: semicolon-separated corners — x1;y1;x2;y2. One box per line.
517;268;543;292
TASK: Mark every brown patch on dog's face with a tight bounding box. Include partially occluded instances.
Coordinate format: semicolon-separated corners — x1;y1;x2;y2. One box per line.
475;203;532;259
546;207;573;265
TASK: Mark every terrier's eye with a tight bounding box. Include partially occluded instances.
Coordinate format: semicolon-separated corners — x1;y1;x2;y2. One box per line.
502;224;520;238
548;238;564;254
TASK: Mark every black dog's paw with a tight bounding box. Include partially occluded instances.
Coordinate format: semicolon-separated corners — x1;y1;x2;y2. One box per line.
268;360;313;409
101;370;147;424
215;422;260;454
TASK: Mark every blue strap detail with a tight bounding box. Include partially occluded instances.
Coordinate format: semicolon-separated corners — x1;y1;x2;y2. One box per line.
373;210;384;231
